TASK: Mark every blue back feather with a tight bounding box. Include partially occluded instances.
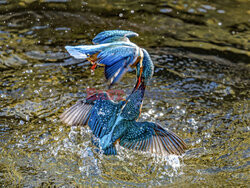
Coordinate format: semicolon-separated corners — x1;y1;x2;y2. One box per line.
88;96;125;138
92;30;138;44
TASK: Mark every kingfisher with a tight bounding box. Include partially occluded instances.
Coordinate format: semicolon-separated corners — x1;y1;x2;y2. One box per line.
60;84;187;156
62;30;187;156
65;30;154;91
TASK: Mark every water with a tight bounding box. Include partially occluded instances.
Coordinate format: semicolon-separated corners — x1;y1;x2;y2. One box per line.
0;0;249;187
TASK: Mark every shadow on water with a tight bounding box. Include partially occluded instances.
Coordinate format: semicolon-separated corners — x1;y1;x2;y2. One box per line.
0;0;249;187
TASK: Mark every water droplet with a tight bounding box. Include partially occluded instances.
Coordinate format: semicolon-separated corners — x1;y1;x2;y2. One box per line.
217;10;225;14
205;132;211;138
201;5;216;10
160;8;172;13
188;8;195;13
148;109;155;114
188;118;197;126
25;115;30;121
196;138;201;144
1;94;6;98
197;8;207;13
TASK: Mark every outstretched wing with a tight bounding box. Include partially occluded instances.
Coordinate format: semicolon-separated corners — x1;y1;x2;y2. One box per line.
60;95;96;126
60;93;125;138
103;145;117;155
92;30;139;44
119;122;187;156
65;43;141;86
65;43;112;60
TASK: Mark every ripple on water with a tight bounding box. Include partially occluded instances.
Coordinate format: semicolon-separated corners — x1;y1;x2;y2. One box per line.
0;0;249;186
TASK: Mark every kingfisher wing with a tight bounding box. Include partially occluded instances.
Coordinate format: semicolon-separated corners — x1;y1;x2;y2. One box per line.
60;93;125;138
103;145;117;155
98;45;140;86
60;94;97;126
119;122;187;156
92;30;138;44
65;43;140;86
65;43;112;59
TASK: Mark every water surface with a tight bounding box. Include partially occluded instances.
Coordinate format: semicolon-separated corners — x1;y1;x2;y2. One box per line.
0;0;249;187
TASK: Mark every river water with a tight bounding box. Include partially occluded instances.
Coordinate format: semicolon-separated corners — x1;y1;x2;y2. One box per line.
0;0;249;187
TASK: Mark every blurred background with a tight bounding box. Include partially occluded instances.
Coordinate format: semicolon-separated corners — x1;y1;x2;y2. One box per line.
0;0;249;187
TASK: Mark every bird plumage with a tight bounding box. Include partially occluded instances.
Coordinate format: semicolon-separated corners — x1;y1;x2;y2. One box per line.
60;86;187;156
65;30;153;90
92;30;139;44
61;30;187;156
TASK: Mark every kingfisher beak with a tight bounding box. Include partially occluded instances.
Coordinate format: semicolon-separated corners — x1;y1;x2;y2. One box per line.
132;78;146;94
135;76;141;89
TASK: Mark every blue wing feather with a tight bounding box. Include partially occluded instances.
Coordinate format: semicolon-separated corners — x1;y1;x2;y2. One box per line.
109;66;129;86
66;43;139;86
97;46;137;66
60;100;93;126
65;43;112;59
97;46;139;85
65;46;88;59
104;61;122;80
93;30;138;44
88;97;124;138
60;93;125;138
119;122;187;155
103;145;117;155
65;30;143;88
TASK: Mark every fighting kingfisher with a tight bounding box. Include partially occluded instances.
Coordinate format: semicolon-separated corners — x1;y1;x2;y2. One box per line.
65;30;154;91
61;30;187;156
60;84;187;156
